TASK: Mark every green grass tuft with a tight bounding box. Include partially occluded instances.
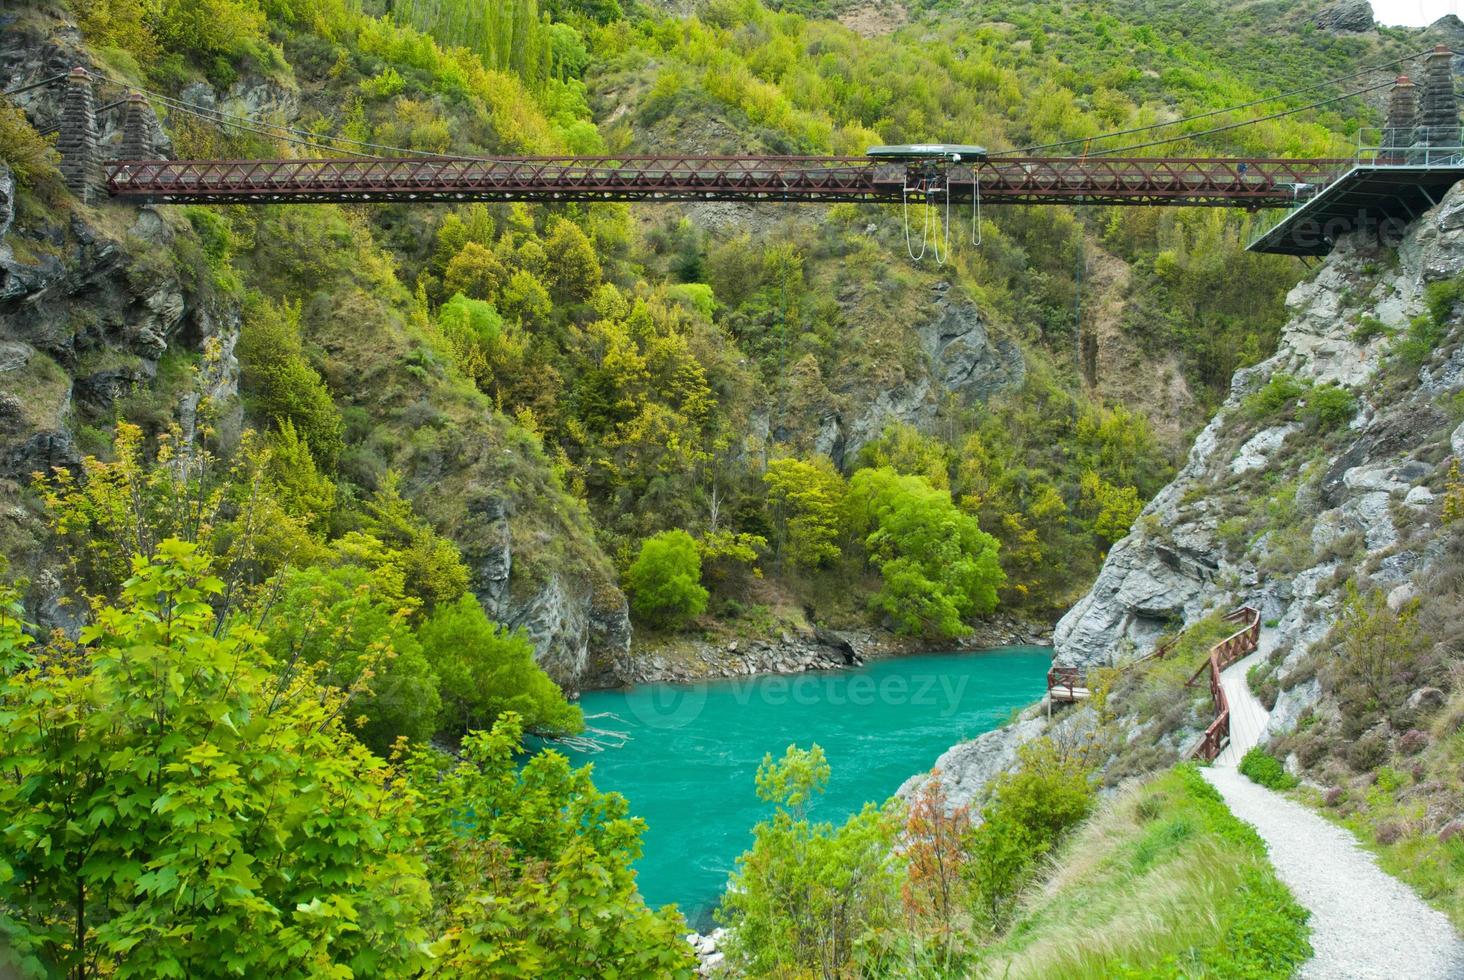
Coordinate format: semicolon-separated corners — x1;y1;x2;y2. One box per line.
978;764;1310;979
1240;747;1299;791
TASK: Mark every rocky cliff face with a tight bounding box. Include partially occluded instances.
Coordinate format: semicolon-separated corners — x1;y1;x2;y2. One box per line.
811;285;1025;467
909;183;1464;809
0;13;631;692
1057;185;1464;734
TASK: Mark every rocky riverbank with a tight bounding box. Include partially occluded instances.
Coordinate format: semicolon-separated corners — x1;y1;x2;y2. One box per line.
583;614;1051;689
685;929;729;977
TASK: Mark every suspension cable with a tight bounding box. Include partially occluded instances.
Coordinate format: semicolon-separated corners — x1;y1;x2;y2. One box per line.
2;72;77;98
158;98;383;158
1086;79;1394;157
994;47;1431;157
98;72;441;159
971;169;982;247
902;179;927;261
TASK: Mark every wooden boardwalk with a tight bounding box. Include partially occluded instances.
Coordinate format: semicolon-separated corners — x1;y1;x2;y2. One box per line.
1213;645;1272;767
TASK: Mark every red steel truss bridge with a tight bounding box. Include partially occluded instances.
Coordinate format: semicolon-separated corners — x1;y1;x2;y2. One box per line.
102;155;1349;210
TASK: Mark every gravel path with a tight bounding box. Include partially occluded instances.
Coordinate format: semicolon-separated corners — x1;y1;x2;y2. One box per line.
1203;766;1464;979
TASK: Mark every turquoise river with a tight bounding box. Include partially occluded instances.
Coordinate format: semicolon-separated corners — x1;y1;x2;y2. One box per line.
561;646;1050;929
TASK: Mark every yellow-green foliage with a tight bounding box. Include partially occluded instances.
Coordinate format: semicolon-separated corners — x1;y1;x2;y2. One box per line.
237;297;346;470
979;765;1311;979
0;550;690;976
0;103;61;194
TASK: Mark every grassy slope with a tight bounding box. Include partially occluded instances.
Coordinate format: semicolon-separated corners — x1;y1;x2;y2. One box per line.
982;764;1311;979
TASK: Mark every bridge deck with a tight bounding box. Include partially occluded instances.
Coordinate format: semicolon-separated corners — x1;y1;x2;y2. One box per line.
1248;163;1464;256
101;156;1346;208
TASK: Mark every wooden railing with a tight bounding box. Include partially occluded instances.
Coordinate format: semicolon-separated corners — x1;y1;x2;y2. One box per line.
1185;607;1262;763
1047;665;1086;701
1046;627;1181;703
1046;605;1261;764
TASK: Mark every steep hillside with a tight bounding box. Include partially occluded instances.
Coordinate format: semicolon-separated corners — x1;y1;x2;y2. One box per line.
2;0;1460;682
903;182;1464;946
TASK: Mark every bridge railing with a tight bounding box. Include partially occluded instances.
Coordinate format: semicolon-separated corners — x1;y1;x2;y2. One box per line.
1354;126;1464;168
1184;606;1261;763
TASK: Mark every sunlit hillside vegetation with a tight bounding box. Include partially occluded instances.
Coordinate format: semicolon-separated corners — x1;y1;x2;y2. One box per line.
30;0;1420;634
0;0;1444;971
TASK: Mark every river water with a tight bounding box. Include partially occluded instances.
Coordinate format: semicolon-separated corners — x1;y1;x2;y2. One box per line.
561;646;1050;929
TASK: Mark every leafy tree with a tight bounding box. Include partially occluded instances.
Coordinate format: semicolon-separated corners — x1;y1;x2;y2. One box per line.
0;103;63;195
264;562;443;752
0;548;695;977
901;771;972;939
763;455;846;570
696;529;766;593
36;422;316;612
497;268;553;328
237;297;344;470
845;468;1004;637
409;716;695;977
435;293;528;403
965;739;1095;927
0;543;431;977
623;529;708;629
417;594;582;738
265;419;336;533
721;745;902;977
543;218;601;301
856;422;952;490
1078;470;1142;546
442;242;507;301
360;472;472;613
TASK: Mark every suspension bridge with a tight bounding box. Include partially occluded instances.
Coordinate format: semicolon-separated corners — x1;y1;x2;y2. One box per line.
13;45;1464;258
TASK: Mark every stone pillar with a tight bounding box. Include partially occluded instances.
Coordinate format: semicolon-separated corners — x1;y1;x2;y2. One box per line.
1383;75;1417;159
120;92;155;160
1420;45;1460;150
57;68;98;203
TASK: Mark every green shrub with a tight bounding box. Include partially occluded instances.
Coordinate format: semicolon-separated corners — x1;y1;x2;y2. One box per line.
1392;314;1447;370
1240;747;1298;790
264;563;443;752
0;102;62;194
721;745;901;976
1425;278;1464;327
418;593;582;738
623;529;709;629
237;297;345;469
967;738;1096;927
1244;373;1307;420
1301;382;1357;431
1352;316;1391;344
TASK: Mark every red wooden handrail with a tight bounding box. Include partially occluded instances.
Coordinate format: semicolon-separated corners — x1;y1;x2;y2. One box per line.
1187;607;1262;763
1045;606;1260;762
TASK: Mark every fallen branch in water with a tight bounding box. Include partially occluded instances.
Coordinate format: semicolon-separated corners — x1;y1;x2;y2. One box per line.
550;712;631;752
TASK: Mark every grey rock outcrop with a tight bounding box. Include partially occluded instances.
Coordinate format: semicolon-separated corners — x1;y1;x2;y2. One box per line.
1315;0;1374;33
1055;184;1464;672
897;711;1047;812
824;289;1024;465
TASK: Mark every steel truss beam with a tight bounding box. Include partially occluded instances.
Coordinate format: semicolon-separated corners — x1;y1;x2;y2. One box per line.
103;155;1351;207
